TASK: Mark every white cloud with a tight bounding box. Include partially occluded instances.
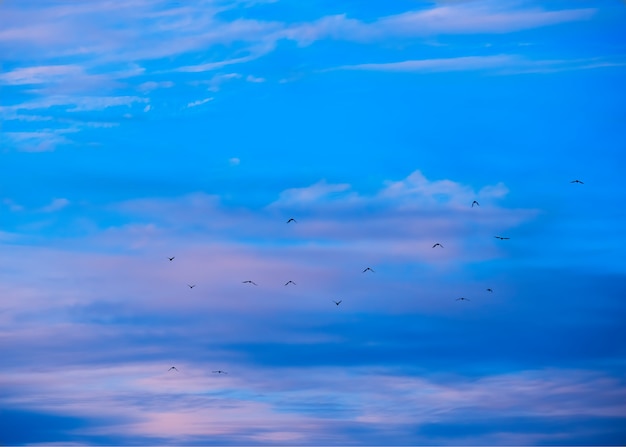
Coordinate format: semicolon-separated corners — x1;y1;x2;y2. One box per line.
282;4;595;44
186;97;214;108
4;131;75;152
138;81;174;91
272;179;353;207
338;55;626;75
3;198;24;212
67;96;149;112
246;74;265;83
0;64;84;85
40;198;70;213
229;157;241;166
340;55;518;73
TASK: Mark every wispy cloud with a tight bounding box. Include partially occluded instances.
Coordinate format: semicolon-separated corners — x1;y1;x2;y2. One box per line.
283;4;595;44
0;1;602;151
337;54;626;75
40;198;70;213
339;54;518;73
186;97;214;108
4;131;75;152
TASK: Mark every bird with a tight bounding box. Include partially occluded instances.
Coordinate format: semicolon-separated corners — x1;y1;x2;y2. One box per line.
472;200;480;207
432;243;443;248
362;267;375;273
187;284;196;289
456;297;470;301
332;300;342;306
494;236;510;240
286;218;297;223
212;370;228;374
168;366;178;371
242;280;257;285
168;256;175;261
486;288;493;293
284;280;296;286
570;179;584;184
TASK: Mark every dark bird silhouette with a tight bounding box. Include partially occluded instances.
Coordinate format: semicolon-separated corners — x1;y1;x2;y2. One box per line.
168;366;178;371
168;256;175;261
494;236;510;240
187;284;196;289
486;288;493;293
212;370;228;374
286;218;297;223
362;267;375;273
332;300;342;306
456;297;470;301
570;180;584;184
432;243;443;248
472;200;480;207
284;280;296;286
242;280;257;285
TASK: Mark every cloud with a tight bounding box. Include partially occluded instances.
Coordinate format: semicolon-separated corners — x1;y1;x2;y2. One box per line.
39;198;70;213
4;131;75;152
3;198;24;212
137;81;174;91
67;96;149;112
283;4;595;45
339;55;518;73
273;179;353;206
246;74;265;83
229;157;241;166
186;97;214;108
0;1;601;151
0;64;85;85
337;54;626;75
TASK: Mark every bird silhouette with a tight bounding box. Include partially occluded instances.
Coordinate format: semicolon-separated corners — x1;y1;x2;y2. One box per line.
284;280;296;286
486;288;493;293
494;236;510;240
168;366;178;371
362;267;375;273
472;200;480;207
456;297;470;301
212;370;228;374
432;243;443;248
287;218;297;223
187;284;196;289
168;256;175;261
332;300;342;306
242;280;257;285
570;179;584;184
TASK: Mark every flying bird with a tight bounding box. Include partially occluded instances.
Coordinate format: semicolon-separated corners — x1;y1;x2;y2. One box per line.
362;267;375;273
286;218;297;223
432;243;443;248
168;366;178;371
486;288;493;293
472;200;480;207
242;280;257;285
570;180;584;184
168;256;175;261
212;370;228;374
456;297;470;301
284;280;296;286
332;300;342;306
494;236;510;240
187;284;196;289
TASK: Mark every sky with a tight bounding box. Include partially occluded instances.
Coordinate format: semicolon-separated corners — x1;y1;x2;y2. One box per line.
1;0;626;445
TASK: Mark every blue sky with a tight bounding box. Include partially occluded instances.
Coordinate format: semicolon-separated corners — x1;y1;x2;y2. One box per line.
1;0;626;445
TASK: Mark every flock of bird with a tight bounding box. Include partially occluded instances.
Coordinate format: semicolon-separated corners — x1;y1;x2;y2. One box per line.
165;180;584;373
